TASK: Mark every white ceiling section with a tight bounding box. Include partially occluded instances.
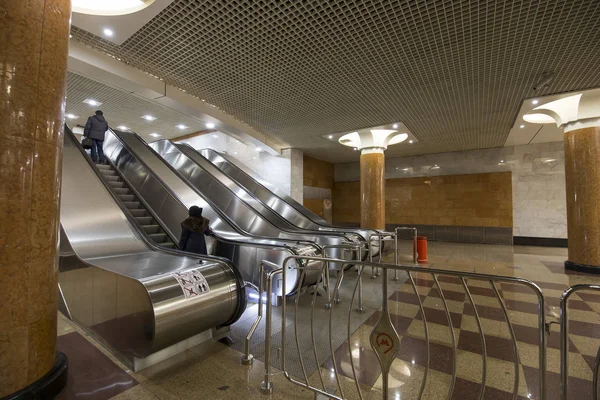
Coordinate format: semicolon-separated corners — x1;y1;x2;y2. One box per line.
65;71;207;141
71;0;174;45
70;0;600;163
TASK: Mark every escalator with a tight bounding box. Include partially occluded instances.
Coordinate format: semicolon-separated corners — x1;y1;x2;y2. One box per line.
101;128;322;295
97;163;175;248
59;126;246;369
150;139;363;266
186;147;380;257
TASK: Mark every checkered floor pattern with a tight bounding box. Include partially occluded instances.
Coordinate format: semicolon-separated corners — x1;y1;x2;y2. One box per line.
315;264;600;400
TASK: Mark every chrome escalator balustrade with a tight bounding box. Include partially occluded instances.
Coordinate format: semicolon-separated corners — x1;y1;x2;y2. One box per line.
102;129;321;295
59;126;246;367
150;139;362;267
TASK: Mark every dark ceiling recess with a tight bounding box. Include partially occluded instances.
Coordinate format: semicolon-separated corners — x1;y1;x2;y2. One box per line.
71;0;600;162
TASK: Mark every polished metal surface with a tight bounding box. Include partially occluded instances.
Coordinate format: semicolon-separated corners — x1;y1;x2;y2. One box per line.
59;128;245;364
103;130;319;294
150;139;358;268
197;148;378;252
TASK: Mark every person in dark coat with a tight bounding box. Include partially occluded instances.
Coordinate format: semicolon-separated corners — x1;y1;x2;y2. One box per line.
83;110;109;164
179;206;212;255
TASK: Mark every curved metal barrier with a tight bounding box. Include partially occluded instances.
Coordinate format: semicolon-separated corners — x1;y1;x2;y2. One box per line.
250;256;548;400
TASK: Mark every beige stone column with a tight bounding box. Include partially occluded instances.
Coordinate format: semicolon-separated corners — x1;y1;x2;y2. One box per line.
524;92;600;273
564;126;600;271
360;150;386;230
0;0;71;397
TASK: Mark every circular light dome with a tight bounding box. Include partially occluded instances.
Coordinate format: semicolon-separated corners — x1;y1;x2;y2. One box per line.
388;133;408;145
72;0;156;16
522;113;556;124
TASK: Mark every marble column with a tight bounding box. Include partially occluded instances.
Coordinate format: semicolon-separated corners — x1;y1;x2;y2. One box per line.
564;126;600;272
0;0;70;397
360;150;386;230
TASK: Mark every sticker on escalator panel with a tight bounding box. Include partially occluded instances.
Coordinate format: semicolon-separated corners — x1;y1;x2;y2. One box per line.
172;268;210;298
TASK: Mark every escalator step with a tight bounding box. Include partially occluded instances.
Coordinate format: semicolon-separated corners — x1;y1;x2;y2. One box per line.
97;164;111;170
123;201;141;209
142;225;161;234
160;242;176;249
130;209;147;217
135;216;153;225
103;175;120;182
100;169;117;175
118;194;135;202
149;233;167;242
113;187;130;195
108;181;125;188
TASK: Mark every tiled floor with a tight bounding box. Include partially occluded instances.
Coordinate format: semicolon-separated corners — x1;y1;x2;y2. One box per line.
55;242;600;399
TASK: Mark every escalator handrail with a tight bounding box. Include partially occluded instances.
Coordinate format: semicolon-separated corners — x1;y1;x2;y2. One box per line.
174;142;352;241
200;147;369;235
105;129;317;253
64;125;237;266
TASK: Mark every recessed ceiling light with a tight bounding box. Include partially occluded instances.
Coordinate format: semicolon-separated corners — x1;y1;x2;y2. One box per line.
520;124;525;128
117;125;129;130
408;140;414;144
402;168;409;171
103;28;114;37
142;115;156;121
149;133;161;138
65;113;78;119
532;99;539;105
328;135;333;139
353;148;358;151
255;147;261;152
205;122;215;129
500;160;504;163
83;99;101;106
175;124;188;130
392;123;398;129
212;134;218;138
234;152;238;155
543;158;557;163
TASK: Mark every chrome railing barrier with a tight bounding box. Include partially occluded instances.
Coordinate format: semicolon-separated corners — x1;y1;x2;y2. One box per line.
256;256;547;400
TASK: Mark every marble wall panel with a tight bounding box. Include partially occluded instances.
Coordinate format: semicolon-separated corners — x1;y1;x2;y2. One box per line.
334;142;566;238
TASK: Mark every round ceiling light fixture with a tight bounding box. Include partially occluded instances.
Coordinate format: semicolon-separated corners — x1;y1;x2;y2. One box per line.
72;0;156;16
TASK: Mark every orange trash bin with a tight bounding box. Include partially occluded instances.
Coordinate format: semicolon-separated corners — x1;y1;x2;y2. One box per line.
416;236;428;263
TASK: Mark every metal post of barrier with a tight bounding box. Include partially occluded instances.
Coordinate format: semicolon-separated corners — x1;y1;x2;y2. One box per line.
560;284;600;400
393;231;399;281
242;262;269;365
260;268;283;395
356;246;364;312
394;226;418;264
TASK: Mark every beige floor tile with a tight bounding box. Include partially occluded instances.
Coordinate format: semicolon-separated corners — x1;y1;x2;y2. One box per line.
570;335;600;357
405;319;460;346
455;350;529;396
460;315;511;339
109;384;160;400
422;296;464;314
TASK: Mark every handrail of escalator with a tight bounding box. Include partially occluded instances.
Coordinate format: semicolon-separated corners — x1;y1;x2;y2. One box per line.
63;125;247;328
197;146;368;236
173;142;354;241
64;125;238;265
114;129;320;253
104;128;320;253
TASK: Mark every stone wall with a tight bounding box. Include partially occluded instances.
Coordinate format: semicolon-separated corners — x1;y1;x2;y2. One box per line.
334;142;566;239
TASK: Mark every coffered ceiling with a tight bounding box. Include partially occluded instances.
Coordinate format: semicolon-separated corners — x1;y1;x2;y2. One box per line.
70;0;600;162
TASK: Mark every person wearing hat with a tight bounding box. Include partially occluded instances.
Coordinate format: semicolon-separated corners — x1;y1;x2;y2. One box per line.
83;110;109;164
179;206;212;255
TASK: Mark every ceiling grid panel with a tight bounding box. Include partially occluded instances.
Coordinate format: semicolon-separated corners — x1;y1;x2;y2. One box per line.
69;0;600;162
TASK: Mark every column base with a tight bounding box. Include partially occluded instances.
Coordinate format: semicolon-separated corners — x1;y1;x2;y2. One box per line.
2;352;68;400
565;260;600;274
